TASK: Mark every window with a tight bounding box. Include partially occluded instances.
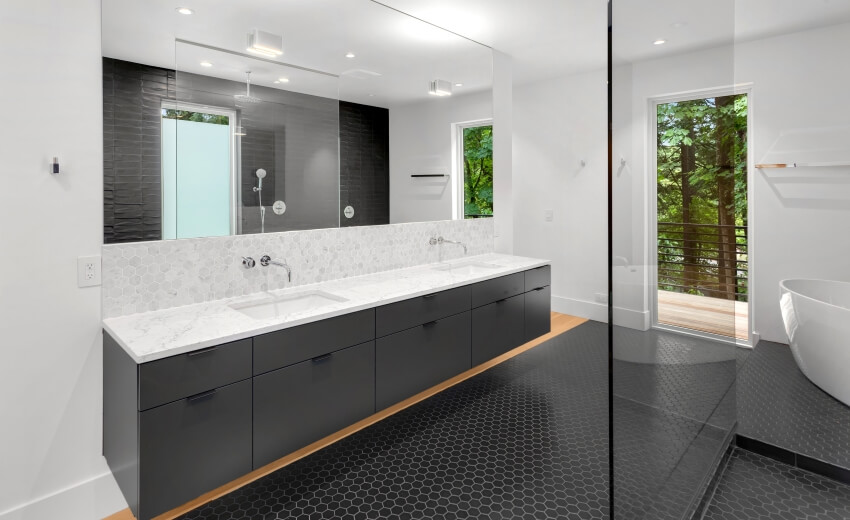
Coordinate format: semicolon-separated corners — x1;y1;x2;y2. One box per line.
456;122;494;219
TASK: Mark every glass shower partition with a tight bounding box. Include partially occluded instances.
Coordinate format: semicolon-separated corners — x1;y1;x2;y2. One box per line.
610;1;743;518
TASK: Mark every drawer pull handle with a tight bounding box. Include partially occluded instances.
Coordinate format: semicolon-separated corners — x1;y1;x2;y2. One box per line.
423;320;438;328
187;389;217;402
312;353;333;363
188;347;217;357
422;293;438;299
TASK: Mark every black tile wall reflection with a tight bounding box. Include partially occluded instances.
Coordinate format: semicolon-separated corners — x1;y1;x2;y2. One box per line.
339;101;389;228
103;58;391;243
103;58;175;243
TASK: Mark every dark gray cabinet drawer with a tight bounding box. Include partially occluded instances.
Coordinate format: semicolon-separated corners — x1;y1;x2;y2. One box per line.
471;294;525;366
253;341;375;469
376;312;471;410
525;265;551;291
525;286;551;342
138;338;251;411
376;286;470;337
470;272;525;308
253;309;375;375
138;379;251;520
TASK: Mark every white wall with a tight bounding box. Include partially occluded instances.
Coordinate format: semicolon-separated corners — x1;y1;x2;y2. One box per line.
0;1;125;519
389;91;493;224
611;22;850;343
512;69;609;321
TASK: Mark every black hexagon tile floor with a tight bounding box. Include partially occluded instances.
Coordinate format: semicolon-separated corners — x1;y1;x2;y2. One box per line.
703;449;850;519
176;321;745;520
738;340;850;471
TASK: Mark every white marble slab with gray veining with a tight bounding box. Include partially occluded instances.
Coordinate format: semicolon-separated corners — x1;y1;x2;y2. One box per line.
103;253;550;363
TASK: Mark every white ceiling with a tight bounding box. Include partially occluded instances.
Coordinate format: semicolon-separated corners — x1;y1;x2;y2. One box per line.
103;0;850;98
102;0;493;108
379;0;850;79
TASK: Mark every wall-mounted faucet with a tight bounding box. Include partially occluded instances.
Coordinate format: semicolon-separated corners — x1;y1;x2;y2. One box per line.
429;236;468;261
242;257;256;269
260;254;291;282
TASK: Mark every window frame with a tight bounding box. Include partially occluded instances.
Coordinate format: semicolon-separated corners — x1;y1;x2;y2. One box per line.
452;119;494;220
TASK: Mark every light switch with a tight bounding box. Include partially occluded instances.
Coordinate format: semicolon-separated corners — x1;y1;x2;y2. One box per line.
544;209;554;222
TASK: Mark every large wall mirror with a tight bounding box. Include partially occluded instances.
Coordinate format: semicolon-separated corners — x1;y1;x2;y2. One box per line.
102;0;494;243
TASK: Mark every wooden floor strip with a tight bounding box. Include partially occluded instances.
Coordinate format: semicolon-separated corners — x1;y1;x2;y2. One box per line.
105;312;587;520
657;290;748;340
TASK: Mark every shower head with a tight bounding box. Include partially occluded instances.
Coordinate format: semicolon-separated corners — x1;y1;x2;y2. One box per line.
256;168;267;179
234;71;261;104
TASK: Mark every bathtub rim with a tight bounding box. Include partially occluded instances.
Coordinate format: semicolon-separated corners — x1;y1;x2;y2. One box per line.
779;278;850;313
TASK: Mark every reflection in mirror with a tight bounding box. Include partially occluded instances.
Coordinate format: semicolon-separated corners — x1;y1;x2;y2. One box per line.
101;0;493;244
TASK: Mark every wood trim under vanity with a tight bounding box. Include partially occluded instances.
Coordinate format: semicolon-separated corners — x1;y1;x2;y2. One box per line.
107;312;586;520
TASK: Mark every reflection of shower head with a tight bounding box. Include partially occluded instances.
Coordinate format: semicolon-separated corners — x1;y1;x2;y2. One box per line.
234;71;261;104
253;169;266;194
256;168;267;179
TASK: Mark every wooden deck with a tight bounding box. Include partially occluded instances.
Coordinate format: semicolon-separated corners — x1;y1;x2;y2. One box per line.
658;290;748;340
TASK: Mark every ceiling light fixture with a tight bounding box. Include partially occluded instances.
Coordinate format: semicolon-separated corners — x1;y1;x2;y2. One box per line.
200;61;212;67
278;77;290;83
176;7;193;15
653;39;667;45
455;83;464;87
428;79;452;97
345;52;356;58
247;29;283;58
234;126;247;137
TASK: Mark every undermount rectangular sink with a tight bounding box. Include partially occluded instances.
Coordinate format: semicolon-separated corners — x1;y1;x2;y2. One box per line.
230;291;348;320
431;261;501;276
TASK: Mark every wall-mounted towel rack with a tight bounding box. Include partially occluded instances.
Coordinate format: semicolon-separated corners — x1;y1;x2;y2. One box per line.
756;162;850;169
411;174;449;178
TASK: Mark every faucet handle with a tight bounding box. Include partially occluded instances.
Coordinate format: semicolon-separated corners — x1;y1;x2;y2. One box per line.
242;257;256;269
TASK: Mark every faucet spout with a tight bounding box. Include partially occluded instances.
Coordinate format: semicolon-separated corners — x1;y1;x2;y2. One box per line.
260;254;292;282
429;236;467;256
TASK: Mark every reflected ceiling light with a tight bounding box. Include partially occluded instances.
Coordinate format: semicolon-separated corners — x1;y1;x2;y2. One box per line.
278;77;290;83
653;39;667;45
455;83;463;87
345;52;356;58
234;125;247;136
247;29;283;58
429;79;452;97
176;7;193;15
200;61;212;67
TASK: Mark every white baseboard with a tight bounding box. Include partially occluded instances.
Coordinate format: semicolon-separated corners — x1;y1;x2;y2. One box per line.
552;296;650;331
0;471;126;520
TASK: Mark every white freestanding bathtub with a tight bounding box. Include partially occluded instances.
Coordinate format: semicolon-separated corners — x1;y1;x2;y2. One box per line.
779;279;850;407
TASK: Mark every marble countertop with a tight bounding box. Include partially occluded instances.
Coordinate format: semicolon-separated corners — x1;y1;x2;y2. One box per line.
103;253;550;363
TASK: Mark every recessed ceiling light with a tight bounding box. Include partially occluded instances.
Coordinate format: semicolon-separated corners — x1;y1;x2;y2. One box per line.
200;61;212;67
278;77;290;83
345;52;356;58
653;39;667;45
176;7;193;15
455;83;464;87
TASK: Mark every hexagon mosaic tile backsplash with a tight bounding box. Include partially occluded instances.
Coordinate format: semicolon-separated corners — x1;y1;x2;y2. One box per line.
102;219;494;318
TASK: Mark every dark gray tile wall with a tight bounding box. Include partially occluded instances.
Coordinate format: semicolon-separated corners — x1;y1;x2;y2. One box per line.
339;101;389;228
103;58;175;243
103;58;390;243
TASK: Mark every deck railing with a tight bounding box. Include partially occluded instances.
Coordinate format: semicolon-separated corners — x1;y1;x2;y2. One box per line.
657;222;748;302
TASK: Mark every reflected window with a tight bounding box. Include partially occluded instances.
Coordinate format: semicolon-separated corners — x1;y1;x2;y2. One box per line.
456;122;494;219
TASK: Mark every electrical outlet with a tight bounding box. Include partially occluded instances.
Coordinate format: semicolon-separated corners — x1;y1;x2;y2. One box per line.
77;256;102;288
594;292;608;304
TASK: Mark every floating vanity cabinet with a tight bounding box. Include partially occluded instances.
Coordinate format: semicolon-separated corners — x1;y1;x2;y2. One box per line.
253;341;375;468
376;311;471;410
524;266;552;342
104;334;253;520
104;263;552;520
